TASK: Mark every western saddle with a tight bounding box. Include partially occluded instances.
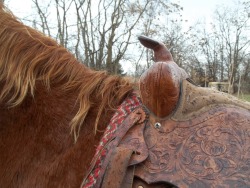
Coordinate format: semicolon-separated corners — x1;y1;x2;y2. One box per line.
83;36;250;188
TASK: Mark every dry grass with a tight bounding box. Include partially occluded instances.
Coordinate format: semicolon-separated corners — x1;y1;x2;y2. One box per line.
235;93;250;102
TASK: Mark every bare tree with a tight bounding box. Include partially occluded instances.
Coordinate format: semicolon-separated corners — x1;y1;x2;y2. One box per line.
185;1;250;89
72;0;150;74
212;1;250;93
32;0;52;36
194;30;221;82
131;0;192;76
15;0;150;74
6;0;250;81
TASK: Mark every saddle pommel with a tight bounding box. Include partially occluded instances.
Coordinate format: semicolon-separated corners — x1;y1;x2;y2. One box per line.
138;36;188;118
138;35;173;62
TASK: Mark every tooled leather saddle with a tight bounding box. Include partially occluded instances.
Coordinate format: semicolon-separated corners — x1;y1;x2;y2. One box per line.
82;36;250;188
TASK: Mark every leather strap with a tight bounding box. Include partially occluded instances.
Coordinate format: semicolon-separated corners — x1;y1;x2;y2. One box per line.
121;166;135;188
94;107;147;187
102;147;133;188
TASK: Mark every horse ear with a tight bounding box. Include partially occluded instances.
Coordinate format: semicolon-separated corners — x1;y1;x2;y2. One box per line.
138;35;173;62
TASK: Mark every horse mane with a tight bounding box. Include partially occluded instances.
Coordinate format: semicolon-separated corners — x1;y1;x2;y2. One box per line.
0;4;135;139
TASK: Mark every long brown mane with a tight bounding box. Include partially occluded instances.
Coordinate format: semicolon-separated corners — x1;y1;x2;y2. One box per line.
0;4;134;139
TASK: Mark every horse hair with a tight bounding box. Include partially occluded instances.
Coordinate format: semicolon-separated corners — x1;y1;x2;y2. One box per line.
0;3;134;140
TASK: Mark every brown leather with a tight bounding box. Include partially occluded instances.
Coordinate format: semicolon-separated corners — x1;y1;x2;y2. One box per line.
172;79;250;121
87;36;250;187
118;116;148;166
100;81;250;187
132;80;250;187
102;147;133;188
138;35;173;62
133;177;177;188
139;62;180;118
121;166;135;188
138;36;188;118
91;82;250;187
88;107;148;188
134;105;250;187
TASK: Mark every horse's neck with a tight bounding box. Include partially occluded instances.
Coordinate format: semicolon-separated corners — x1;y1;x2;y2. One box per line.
0;81;114;187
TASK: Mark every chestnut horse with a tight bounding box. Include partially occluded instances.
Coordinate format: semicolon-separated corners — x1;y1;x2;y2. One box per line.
0;4;137;188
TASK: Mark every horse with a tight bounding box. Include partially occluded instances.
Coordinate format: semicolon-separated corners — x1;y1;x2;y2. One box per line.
0;3;136;187
1;3;250;188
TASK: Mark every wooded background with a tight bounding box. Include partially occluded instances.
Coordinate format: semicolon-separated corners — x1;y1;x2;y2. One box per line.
3;0;250;93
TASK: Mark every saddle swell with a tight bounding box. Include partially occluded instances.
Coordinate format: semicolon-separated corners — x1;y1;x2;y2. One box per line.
138;35;188;119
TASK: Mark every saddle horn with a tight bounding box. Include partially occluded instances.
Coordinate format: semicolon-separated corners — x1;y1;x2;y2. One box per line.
138;35;173;62
138;35;188;118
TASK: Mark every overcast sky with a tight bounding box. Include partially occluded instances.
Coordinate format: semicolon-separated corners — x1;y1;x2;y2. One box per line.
5;0;236;73
7;0;233;24
179;0;233;28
